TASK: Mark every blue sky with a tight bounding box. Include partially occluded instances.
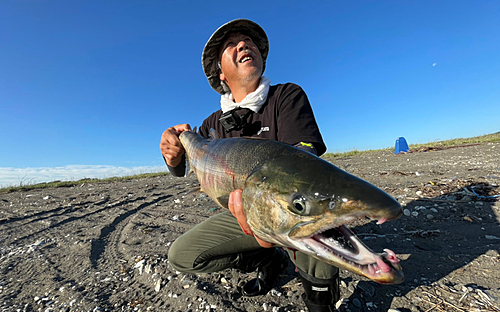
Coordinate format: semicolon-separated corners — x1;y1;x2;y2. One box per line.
1;1;499;186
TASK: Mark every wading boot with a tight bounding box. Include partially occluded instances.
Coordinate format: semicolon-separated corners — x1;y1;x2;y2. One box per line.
299;269;340;312
234;248;289;297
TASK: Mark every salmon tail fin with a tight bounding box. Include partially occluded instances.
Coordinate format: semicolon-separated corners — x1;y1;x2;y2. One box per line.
185;159;193;177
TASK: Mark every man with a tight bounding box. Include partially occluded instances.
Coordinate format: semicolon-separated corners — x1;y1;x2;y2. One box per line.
160;19;340;311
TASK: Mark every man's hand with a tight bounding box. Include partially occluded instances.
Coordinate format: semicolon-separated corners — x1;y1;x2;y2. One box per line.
160;124;192;167
228;190;275;248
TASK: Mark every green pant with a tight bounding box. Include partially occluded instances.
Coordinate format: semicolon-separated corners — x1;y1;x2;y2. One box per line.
168;211;338;279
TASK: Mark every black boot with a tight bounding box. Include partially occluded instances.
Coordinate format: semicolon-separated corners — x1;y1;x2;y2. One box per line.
298;269;340;312
234;248;288;297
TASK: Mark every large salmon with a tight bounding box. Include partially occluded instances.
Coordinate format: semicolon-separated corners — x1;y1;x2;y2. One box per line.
179;131;404;284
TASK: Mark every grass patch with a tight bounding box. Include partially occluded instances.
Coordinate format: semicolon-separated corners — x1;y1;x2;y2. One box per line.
323;148;392;159
323;131;500;159
408;131;500;149
0;172;170;194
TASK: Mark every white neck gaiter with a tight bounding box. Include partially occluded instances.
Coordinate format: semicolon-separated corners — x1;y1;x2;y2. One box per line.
220;76;271;113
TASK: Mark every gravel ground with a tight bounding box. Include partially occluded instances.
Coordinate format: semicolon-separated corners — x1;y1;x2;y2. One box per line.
1;142;499;312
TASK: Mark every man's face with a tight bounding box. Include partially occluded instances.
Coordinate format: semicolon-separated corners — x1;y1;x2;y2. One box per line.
218;32;263;88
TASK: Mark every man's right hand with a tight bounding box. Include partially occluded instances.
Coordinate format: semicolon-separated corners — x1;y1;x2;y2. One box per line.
229;190;275;248
160;124;192;167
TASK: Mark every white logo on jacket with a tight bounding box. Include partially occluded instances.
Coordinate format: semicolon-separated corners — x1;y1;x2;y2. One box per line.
257;127;270;135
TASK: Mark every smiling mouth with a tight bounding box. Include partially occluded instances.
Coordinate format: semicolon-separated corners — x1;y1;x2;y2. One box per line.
239;49;255;63
239;56;253;63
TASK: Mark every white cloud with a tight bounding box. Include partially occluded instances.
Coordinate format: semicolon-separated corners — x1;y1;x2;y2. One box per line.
432;63;437;66
0;165;168;187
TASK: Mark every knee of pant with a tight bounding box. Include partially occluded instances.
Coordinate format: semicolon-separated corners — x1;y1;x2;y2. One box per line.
167;241;181;272
167;238;192;273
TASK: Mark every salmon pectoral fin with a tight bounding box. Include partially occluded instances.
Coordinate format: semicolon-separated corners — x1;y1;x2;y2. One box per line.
216;195;230;209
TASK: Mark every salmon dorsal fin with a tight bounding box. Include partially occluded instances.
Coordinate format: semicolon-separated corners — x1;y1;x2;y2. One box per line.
208;128;219;141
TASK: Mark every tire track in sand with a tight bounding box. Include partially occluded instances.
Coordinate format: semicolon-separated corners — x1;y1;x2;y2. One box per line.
89;194;173;268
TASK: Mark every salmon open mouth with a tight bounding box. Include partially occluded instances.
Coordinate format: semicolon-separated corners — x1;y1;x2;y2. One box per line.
299;225;404;284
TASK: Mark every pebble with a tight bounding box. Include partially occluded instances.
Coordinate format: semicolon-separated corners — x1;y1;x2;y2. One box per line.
485;235;500;240
357;283;375;297
403;209;411;216
426;214;435;220
335;298;345;309
463;216;474;223
155;279;162;292
134;260;145;275
352;298;361;307
454;284;465;291
32;239;45;247
135;259;145;267
270;289;282;296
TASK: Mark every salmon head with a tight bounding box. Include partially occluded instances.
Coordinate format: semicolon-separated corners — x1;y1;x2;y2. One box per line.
241;149;404;284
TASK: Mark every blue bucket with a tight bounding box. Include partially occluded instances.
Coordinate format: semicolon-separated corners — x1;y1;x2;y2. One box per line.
394;137;409;154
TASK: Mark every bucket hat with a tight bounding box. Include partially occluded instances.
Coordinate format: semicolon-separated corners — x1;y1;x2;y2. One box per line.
202;19;269;94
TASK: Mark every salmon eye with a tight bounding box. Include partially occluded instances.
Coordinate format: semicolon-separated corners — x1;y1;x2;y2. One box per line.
329;201;336;210
291;194;309;215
